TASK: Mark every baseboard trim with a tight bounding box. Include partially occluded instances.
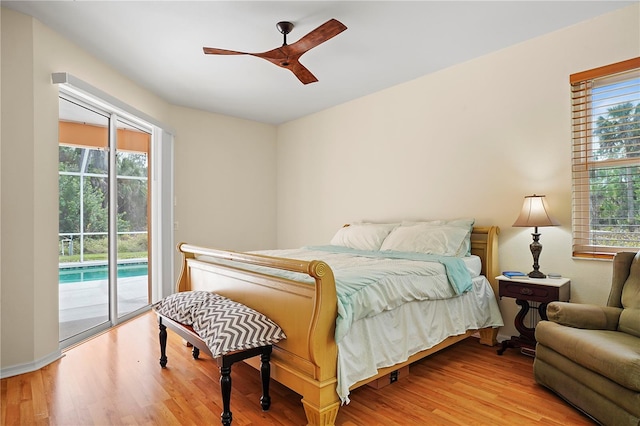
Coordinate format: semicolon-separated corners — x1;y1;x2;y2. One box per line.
471;330;511;347
0;350;64;379
497;332;511;343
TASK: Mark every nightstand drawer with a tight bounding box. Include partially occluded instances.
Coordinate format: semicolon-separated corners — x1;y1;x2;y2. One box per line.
499;281;560;303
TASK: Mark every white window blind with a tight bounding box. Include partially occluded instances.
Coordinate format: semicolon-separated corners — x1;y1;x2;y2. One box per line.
571;58;640;257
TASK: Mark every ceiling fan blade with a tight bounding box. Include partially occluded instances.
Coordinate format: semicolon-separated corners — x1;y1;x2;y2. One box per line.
288;18;347;55
287;60;318;85
203;47;249;55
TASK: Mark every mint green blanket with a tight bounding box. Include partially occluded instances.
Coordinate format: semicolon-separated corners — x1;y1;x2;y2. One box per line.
307;245;472;295
304;246;473;342
245;246;474;342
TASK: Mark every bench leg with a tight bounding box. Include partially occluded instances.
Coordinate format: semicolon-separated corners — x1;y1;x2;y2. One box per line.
159;320;168;368
217;345;271;424
219;365;232;426
260;346;271;411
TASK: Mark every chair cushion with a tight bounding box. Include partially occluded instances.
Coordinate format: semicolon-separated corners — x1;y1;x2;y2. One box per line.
536;320;640;392
622;252;640;310
153;291;286;357
619;252;640;337
619;308;640;338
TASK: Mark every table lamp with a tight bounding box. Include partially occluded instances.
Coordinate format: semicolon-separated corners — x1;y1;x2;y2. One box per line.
512;194;559;278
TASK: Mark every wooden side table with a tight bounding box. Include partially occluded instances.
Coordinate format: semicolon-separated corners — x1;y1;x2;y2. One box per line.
496;275;570;356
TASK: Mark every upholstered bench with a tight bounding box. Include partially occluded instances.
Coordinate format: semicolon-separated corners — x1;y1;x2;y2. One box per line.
153;291;286;426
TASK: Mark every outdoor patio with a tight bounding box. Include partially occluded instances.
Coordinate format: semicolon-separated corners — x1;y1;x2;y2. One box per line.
59;275;149;340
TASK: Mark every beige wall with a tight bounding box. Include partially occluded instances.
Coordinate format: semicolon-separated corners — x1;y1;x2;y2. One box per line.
1;9;41;369
1;7;171;372
0;8;277;374
171;105;277;253
276;4;640;336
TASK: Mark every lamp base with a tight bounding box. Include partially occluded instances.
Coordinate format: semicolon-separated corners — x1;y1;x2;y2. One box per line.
528;270;546;279
528;231;546;279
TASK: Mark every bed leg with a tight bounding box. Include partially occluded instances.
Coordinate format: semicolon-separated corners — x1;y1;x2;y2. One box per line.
479;327;498;346
159;320;168;368
302;399;340;426
259;346;272;411
220;365;232;426
192;346;200;359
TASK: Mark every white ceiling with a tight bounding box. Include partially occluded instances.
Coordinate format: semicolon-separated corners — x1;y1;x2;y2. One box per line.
3;1;635;125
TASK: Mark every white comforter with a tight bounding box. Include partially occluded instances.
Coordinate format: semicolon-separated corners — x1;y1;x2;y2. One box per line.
253;246;504;403
256;246;480;342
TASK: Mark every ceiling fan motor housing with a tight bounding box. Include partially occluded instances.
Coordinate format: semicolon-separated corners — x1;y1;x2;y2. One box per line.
276;21;294;35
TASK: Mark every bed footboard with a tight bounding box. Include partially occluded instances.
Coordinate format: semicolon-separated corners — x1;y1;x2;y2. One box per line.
176;243;340;426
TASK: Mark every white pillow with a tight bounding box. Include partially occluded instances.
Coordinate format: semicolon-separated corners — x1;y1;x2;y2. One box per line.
401;218;474;229
379;223;470;256
330;223;398;251
400;218;474;256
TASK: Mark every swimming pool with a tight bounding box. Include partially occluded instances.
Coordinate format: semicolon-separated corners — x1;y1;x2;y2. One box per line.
59;262;148;284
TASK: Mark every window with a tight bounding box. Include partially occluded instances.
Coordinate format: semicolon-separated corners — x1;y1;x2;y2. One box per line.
571;58;640;257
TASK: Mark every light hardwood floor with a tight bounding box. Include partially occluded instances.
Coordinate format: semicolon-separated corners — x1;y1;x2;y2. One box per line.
1;312;594;425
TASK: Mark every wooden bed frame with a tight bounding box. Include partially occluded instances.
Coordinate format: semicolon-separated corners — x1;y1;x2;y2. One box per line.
175;226;500;426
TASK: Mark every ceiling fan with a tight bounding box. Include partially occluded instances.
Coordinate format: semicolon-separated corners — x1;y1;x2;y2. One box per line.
203;18;347;85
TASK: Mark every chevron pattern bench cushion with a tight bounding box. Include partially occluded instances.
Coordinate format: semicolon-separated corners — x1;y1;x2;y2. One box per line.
153;291;286;357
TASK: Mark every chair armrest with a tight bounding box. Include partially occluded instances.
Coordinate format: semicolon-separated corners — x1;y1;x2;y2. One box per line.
546;302;622;330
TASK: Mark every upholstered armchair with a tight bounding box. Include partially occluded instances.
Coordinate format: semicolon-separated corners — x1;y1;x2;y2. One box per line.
534;251;640;426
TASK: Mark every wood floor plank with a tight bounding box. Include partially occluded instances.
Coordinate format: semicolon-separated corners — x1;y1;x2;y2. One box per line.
1;312;595;425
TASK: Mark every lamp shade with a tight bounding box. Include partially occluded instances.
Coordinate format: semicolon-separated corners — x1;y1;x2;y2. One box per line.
512;194;560;228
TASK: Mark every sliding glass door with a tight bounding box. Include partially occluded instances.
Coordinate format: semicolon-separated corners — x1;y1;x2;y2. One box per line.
59;96;151;345
115;118;150;318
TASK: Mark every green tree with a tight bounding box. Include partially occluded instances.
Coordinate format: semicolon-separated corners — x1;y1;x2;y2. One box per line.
59;174;80;233
117;152;148;232
59;146;149;258
593;101;640;236
83;176;109;233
